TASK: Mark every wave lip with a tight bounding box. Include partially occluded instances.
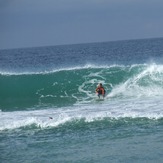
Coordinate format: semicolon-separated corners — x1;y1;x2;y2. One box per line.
0;63;146;76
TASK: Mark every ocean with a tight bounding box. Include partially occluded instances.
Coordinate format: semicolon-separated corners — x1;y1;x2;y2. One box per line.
1;38;163;163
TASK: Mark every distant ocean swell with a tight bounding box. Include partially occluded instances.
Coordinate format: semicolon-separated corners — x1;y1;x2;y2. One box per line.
1;63;163;111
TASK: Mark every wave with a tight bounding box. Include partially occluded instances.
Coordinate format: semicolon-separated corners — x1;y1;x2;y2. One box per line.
1;64;163;111
1;103;163;131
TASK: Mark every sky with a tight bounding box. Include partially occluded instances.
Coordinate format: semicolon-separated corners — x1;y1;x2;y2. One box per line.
1;0;163;49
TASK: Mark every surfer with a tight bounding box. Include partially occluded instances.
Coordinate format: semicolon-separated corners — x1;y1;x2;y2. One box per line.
95;83;105;98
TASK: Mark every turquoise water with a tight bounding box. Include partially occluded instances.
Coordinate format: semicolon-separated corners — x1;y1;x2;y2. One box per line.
1;38;163;162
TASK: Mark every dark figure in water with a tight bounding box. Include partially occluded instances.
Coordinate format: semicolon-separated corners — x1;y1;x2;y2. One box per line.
95;83;105;98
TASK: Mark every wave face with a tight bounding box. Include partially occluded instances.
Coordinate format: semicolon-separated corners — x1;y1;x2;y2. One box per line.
1;64;163;111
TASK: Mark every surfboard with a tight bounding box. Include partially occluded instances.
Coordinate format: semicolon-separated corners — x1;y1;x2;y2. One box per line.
96;98;104;101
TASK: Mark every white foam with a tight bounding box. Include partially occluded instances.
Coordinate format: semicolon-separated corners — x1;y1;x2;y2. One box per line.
109;64;163;98
1;96;163;131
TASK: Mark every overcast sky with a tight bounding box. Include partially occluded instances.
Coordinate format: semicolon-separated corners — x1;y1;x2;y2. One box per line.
1;0;163;49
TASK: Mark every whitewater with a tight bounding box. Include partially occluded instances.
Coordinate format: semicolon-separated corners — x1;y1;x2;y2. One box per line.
1;38;163;162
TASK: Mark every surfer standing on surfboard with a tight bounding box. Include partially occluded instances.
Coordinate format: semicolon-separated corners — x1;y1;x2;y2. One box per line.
95;83;105;99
